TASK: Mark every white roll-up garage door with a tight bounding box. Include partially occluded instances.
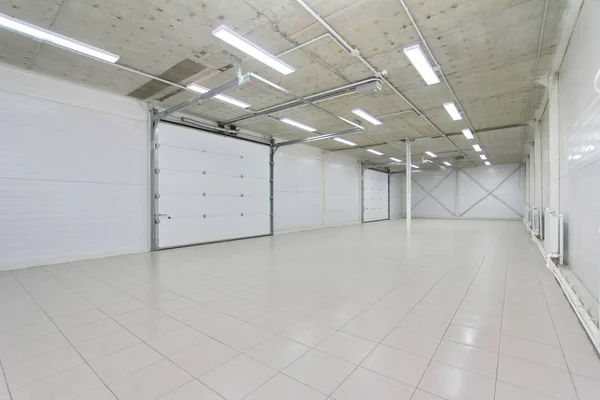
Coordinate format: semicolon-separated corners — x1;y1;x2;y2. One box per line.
155;122;270;249
363;169;389;222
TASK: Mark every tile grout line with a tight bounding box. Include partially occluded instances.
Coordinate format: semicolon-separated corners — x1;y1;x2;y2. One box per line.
0;358;14;400
492;232;510;400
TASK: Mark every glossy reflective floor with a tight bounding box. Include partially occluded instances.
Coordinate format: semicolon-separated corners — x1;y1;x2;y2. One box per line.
1;219;599;400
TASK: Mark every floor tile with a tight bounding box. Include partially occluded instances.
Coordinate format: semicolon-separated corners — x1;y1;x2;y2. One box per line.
0;331;71;364
62;319;122;344
495;381;558;400
146;326;208;357
572;373;600;400
74;386;118;399
199;354;276;400
0;321;58;350
410;389;445;400
383;327;442;358
52;308;107;331
226;303;271;321
283;350;355;395
89;342;163;382
244;373;325;400
433;340;498;378
305;310;355;330
75;329;140;361
397;314;450;338
443;323;499;352
245;334;310;370
108;359;191;400
500;334;567;370
340;316;397;342
3;346;84;388
316;331;378;364
250;310;305;332
113;307;164;328
331;367;414;400
169;338;238;378
361;344;429;386
127;315;184;341
214;323;273;351
280;321;335;347
497;355;577;399
418;360;495;400
158;380;222;400
563;350;600;380
170;305;219;327
10;365;103;400
452;311;501;331
190;312;244;336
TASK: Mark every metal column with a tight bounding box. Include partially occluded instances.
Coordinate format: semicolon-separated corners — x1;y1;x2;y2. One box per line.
150;109;160;251
360;161;365;223
269;139;275;235
405;140;412;231
534;123;542;209
548;73;560;213
387;171;391;220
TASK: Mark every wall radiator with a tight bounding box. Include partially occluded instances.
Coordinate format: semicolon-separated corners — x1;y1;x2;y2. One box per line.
530;207;543;239
544;208;564;264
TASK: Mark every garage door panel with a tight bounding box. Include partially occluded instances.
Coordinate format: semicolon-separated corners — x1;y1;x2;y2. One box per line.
363;169;389;222
156;123;270;248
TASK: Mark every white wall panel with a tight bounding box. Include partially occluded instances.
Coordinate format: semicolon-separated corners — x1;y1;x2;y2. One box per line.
0;66;149;270
274;146;324;231
325;153;360;226
363;169;389;222
408;165;524;220
156;123;269;248
390;173;404;219
558;0;600;300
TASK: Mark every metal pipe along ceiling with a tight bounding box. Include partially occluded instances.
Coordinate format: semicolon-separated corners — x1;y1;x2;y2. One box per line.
221;77;383;124
293;0;473;164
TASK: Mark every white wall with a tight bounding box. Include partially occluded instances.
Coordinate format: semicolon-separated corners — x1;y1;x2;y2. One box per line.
0;64;149;270
394;164;525;220
557;0;600;301
274;145;360;232
390;173;404;219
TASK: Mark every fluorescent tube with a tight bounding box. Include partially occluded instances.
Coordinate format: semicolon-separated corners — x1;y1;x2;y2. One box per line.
425;151;437;158
403;44;440;85
473;144;482;152
367;149;383;155
485;161;491;166
333;137;357;146
390;157;402;162
338;116;364;130
351;108;382;125
443;102;462;120
212;25;295;75
187;83;250;108
480;154;487;160
0;13;119;63
411;164;420;169
462;129;474;139
443;161;451;166
280;118;316;132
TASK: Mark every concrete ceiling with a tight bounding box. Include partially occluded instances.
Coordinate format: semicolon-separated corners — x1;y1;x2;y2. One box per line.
0;0;566;169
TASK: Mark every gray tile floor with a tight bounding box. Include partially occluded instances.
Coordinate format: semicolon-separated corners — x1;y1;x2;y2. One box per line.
1;219;599;400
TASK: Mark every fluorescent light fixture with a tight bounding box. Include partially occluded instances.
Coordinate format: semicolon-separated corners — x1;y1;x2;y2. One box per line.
480;154;487;160
411;164;420;169
212;25;294;75
0;12;119;63
403;44;440;85
473;144;482;152
280;118;316;132
572;154;582;160
351;108;382;125
485;161;491;166
425;151;437;158
367;149;384;155
462;129;474;139
390;157;402;162
443;102;463;121
443;161;451;166
187;83;250;108
338;116;364;130
333;137;357;146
